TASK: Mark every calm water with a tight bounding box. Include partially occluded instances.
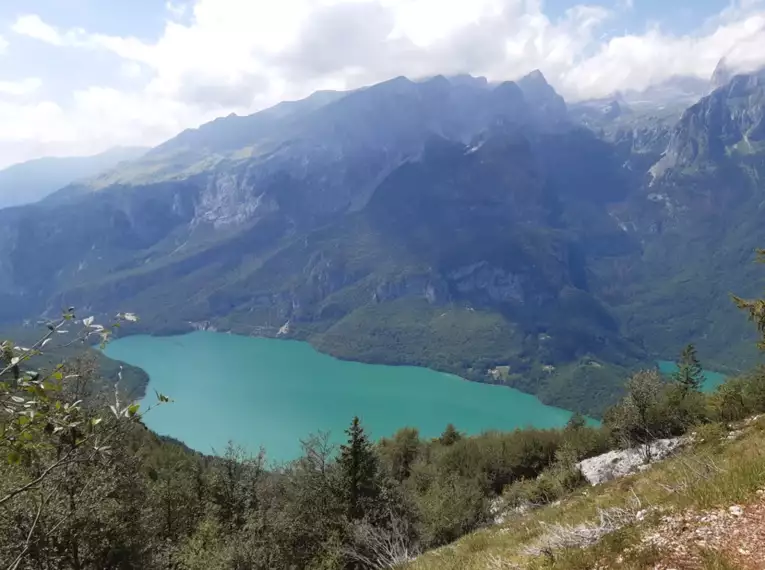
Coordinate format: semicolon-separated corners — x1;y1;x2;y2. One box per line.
105;331;578;463
657;360;726;391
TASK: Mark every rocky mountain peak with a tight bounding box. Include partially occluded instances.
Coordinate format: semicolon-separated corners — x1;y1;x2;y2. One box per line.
516;69;568;125
651;67;765;177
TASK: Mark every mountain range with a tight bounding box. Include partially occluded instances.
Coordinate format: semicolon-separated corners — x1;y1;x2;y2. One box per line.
0;146;148;210
1;68;764;416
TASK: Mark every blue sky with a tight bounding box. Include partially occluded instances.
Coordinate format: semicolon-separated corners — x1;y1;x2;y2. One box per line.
0;0;763;167
0;0;733;38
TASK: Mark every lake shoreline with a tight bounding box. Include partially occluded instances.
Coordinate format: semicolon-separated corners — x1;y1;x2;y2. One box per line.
105;331;586;462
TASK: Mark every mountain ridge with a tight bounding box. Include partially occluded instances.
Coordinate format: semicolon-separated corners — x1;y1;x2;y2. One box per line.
0;146;148;210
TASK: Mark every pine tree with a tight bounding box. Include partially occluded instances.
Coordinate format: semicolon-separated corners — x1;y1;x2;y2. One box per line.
565;412;587;431
672;344;704;393
438;423;462;446
339;416;380;520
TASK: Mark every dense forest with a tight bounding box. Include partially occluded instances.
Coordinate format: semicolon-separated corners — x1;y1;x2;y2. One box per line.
1;254;765;570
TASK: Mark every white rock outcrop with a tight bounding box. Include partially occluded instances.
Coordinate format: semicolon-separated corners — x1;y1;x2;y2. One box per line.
577;438;685;486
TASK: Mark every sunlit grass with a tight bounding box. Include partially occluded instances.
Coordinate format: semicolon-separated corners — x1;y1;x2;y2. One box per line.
406;422;765;569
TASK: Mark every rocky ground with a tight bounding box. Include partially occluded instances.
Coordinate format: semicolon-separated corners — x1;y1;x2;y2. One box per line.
642;494;765;569
577;438;686;486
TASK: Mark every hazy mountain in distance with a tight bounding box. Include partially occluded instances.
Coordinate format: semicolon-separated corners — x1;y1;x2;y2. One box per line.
0;146;148;210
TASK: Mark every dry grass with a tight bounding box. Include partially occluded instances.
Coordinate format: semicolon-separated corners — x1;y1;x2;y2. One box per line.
404;421;765;570
698;549;743;570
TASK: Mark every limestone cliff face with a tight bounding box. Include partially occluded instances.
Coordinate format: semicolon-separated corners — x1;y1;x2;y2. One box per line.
653;69;765;176
448;262;524;304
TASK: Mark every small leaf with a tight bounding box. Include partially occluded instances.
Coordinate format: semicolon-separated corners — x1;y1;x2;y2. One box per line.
7;451;21;465
83;316;95;327
127;403;140;417
10;396;24;403
91;417;102;427
41;338;52;348
52;372;63;381
10;357;19;366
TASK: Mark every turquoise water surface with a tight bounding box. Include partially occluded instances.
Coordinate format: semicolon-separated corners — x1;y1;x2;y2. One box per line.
105;331;579;463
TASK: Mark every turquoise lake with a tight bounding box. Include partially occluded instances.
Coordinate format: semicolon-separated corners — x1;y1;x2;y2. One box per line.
104;331;579;463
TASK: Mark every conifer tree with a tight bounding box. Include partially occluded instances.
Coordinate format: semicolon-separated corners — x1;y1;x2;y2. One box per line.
339;416;380;520
565;412;587;431
438;423;462;446
672;344;704;393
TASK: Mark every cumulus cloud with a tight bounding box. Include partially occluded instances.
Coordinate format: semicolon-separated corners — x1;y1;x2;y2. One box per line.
4;0;765;167
12;14;64;45
0;77;43;96
0;35;8;54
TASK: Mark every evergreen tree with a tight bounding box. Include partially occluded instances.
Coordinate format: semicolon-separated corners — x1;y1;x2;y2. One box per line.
381;427;421;482
672;344;704;393
338;416;380;520
438;423;462;446
565;412;587;431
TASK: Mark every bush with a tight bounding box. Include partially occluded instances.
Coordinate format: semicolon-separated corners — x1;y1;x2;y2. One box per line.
415;475;488;548
503;443;588;509
709;378;750;423
742;366;765;413
503;463;587;509
692;422;729;449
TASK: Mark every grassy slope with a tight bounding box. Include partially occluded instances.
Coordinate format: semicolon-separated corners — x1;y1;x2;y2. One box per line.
407;418;765;570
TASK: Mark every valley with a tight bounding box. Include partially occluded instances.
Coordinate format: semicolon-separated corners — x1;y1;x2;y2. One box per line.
3;4;765;567
1;68;764;418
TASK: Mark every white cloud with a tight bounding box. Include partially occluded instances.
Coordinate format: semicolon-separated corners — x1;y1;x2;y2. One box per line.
0;78;43;96
166;1;189;20
561;12;765;95
0;35;8;54
5;0;765;168
120;62;144;80
12;14;64;45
